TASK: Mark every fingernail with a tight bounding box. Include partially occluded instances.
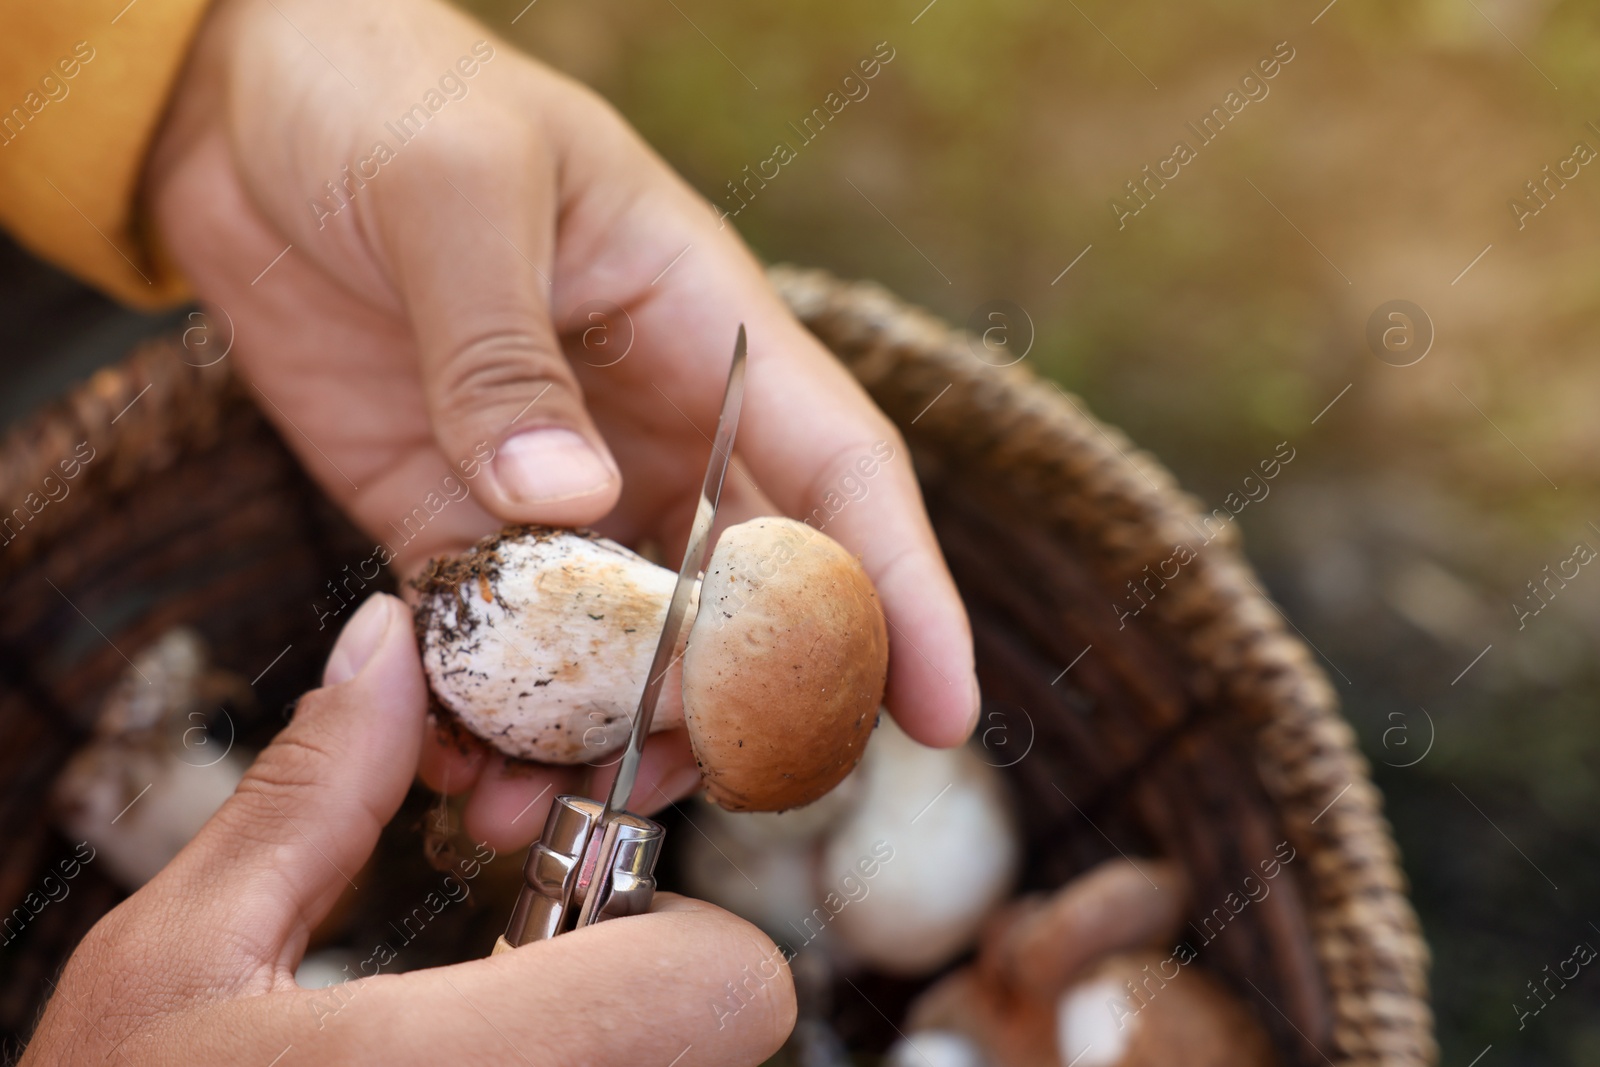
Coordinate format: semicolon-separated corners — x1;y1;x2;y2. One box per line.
967;671;983;732
324;594;394;686
494;427;615;505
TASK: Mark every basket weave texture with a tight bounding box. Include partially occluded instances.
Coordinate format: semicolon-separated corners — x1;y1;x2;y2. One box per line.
0;266;1431;1065
771;266;1431;1067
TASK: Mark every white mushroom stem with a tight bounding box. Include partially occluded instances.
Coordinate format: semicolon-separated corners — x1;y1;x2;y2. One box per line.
1055;975;1131;1067
679;712;1018;976
417;529;697;763
821;716;1019;977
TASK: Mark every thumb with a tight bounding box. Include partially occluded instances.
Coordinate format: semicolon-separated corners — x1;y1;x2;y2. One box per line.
156;593;427;980
289;896;796;1065
377;122;622;526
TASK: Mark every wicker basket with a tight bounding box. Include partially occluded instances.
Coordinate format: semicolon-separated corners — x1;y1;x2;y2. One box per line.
0;267;1431;1065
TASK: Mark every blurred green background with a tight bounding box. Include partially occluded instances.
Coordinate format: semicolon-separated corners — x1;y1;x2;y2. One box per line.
3;0;1597;1062
462;0;1599;1062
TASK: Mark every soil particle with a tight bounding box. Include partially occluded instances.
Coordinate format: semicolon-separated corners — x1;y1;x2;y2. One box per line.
411;524;574;645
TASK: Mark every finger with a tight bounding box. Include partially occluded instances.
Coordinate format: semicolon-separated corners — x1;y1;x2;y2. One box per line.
416;709;491;795
173;896;793;1066
409;896;794;1066
375;109;621;527
542;91;978;747
626;727;703;814
711;460;784;533
462;728;700;850
603;456;778;563
152;593;427;981
461;755;577;852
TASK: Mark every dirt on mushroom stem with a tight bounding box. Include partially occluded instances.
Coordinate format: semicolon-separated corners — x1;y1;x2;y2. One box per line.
413;524;688;764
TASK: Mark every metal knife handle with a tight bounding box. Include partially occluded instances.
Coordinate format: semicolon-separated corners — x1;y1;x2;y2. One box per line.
572;807;663;930
497;795;665;950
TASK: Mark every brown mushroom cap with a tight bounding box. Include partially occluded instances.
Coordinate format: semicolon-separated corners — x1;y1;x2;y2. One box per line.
683;517;887;811
987;857;1191;997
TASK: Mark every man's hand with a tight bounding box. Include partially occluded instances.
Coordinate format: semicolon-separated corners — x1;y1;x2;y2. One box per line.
22;595;795;1066
145;0;977;848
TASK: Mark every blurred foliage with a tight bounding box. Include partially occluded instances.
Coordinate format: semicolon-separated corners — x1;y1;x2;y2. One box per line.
450;0;1600;1060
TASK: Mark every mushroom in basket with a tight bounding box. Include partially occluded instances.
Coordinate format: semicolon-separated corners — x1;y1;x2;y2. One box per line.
888;857;1279;1067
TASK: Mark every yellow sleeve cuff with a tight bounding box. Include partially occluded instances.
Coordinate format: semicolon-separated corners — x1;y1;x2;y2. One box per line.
0;0;213;308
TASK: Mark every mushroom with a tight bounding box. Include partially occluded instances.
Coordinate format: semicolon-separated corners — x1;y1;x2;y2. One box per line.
684;516;886;811
682;827;823;938
816;716;1018;975
414;518;888;811
901;966;1057;1067
52;628;251;889
896;857;1279;1067
984;858;1190;995
1053;951;1277;1067
678;715;1018;977
885;1029;994;1067
899;952;1278;1067
679;766;863;939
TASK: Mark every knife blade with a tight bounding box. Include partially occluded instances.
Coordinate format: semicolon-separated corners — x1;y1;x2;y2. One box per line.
566;323;747;930
605;321;746;816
